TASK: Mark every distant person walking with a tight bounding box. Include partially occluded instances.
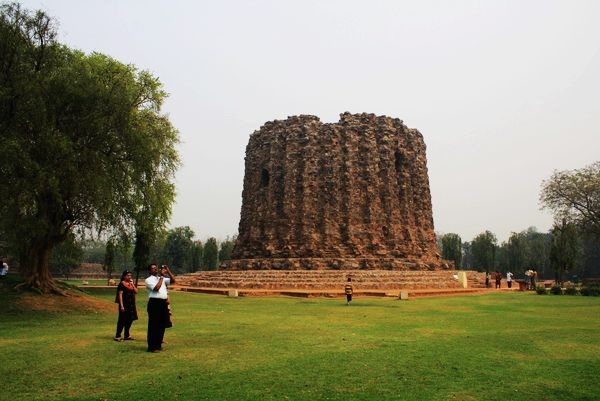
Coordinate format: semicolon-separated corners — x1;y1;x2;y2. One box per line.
114;270;138;342
494;271;502;289
145;263;175;352
506;271;513;288
485;272;491;288
530;269;537;290
344;277;353;305
525;269;532;289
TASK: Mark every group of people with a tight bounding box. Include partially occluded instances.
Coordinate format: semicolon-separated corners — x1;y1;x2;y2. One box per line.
525;268;538;290
115;267;354;351
113;263;176;353
496;270;517;289
484;270;514;288
111;266;546;351
485;269;537;289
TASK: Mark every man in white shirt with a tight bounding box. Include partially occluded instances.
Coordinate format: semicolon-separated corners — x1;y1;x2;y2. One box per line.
506;271;514;288
145;263;175;352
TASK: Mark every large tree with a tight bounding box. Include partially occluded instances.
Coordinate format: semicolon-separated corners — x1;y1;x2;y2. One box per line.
461;241;473;269
540;161;600;238
161;226;195;272
203;237;219;270
523;228;552;278
471;231;497;272
190;240;203;272
549;219;580;284
506;231;527;273
500;227;551;276
218;235;236;263
440;233;462;268
0;3;179;293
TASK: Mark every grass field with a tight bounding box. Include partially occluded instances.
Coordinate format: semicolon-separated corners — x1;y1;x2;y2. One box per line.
1;276;599;401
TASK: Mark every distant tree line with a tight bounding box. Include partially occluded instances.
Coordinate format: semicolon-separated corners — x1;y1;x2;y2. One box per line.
439;161;600;283
439;226;599;282
53;160;599;283
48;226;237;278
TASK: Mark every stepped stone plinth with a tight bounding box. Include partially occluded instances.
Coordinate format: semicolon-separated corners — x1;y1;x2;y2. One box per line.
176;270;486;291
224;112;452;271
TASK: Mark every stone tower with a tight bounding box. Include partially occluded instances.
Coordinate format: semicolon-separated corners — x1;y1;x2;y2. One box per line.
224;112;450;270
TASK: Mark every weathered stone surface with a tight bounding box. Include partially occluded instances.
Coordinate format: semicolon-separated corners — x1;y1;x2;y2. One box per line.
224;112;451;270
176;270;486;290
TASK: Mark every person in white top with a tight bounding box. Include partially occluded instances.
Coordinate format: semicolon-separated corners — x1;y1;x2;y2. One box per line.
506;271;514;288
145;263;175;352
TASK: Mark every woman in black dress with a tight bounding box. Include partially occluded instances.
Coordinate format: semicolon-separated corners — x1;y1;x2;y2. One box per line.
114;270;138;341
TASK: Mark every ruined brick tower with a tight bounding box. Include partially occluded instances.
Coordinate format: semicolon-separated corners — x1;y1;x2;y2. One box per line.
223;112;450;270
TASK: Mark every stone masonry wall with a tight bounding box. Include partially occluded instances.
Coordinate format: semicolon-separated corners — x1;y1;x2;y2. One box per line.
224;112;451;270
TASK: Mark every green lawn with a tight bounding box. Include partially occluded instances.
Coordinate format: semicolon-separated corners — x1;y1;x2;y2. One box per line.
1;277;599;401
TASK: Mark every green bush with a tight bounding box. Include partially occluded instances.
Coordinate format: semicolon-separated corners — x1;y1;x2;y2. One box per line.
580;285;600;296
549;285;563;295
535;286;548;295
564;286;578;295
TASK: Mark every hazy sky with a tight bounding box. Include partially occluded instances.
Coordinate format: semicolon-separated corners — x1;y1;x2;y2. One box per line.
20;0;600;243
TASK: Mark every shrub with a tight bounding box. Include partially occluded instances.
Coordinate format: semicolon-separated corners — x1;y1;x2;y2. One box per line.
564;286;578;296
550;285;563;295
580;285;600;296
536;286;548;295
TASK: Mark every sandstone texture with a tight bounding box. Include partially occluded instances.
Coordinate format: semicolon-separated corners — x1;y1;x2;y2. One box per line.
224;112;451;270
177;270;485;291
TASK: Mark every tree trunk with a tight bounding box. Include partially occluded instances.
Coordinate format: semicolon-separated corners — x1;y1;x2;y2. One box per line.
17;240;65;295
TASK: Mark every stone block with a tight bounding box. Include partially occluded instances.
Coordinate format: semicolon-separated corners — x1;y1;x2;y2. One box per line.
457;271;468;288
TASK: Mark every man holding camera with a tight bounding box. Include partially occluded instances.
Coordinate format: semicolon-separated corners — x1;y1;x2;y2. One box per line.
145;263;175;353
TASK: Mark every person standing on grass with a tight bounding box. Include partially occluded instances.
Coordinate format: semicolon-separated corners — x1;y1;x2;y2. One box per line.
344;277;353;305
494;270;502;289
114;270;138;342
530;269;537;290
506;271;513;288
525;269;532;289
145;263;175;352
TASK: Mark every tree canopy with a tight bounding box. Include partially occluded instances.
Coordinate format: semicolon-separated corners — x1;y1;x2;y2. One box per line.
500;227;551;276
218;235;236;263
203;237;219;270
549;220;580;284
471;230;497;272
440;233;462;268
161;226;195;272
540;161;600;238
0;3;179;293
